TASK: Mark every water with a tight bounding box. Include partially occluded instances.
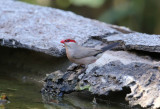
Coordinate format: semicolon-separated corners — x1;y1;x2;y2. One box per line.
0;46;133;109
0;75;44;109
0;75;132;109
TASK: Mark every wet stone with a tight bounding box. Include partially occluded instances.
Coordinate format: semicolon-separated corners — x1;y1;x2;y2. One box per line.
42;51;160;109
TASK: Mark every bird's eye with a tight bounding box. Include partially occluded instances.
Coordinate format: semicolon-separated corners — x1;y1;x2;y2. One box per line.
66;39;70;42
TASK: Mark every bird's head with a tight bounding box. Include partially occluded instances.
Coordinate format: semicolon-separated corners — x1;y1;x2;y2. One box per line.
60;39;76;44
0;93;8;100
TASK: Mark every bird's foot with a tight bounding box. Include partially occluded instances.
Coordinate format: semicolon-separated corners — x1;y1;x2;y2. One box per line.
79;64;86;69
76;64;87;74
67;64;87;74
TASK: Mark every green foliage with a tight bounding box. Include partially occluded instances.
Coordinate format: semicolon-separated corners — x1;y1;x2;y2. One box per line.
99;2;133;23
56;0;71;8
69;0;106;8
20;0;37;5
75;84;91;91
98;0;160;34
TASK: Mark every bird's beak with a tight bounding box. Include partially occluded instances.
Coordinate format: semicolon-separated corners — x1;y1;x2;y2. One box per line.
60;40;65;44
60;40;65;47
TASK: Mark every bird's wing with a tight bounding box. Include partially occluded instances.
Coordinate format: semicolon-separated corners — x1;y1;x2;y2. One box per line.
72;46;102;59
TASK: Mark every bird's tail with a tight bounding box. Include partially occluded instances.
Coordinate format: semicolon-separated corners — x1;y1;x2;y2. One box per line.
101;42;119;52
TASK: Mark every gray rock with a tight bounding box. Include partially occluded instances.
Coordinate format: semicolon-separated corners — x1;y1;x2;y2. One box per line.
42;51;160;109
0;0;119;57
103;33;160;53
1;0;159;56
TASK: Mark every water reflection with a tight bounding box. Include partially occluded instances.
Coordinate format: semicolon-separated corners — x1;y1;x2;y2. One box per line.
42;92;133;109
42;94;77;109
0;74;137;109
0;94;9;109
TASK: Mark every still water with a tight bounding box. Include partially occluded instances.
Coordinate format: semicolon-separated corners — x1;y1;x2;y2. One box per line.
0;75;131;109
0;47;133;109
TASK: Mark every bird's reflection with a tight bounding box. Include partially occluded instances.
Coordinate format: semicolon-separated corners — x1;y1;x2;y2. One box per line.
0;93;10;109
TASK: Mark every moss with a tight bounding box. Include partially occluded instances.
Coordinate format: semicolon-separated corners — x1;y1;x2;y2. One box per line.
75;84;91;91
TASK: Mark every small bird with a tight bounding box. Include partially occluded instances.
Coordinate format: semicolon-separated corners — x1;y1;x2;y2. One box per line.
0;93;9;106
60;39;119;65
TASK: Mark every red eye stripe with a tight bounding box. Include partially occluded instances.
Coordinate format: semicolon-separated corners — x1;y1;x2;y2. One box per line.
60;39;76;44
65;39;76;43
69;39;76;43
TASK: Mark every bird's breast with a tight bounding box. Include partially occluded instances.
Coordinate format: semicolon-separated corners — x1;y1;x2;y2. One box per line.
65;47;75;62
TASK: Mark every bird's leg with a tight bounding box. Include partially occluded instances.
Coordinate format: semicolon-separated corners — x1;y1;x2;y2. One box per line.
79;64;86;69
67;63;87;74
79;64;87;73
74;64;85;70
75;64;87;74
